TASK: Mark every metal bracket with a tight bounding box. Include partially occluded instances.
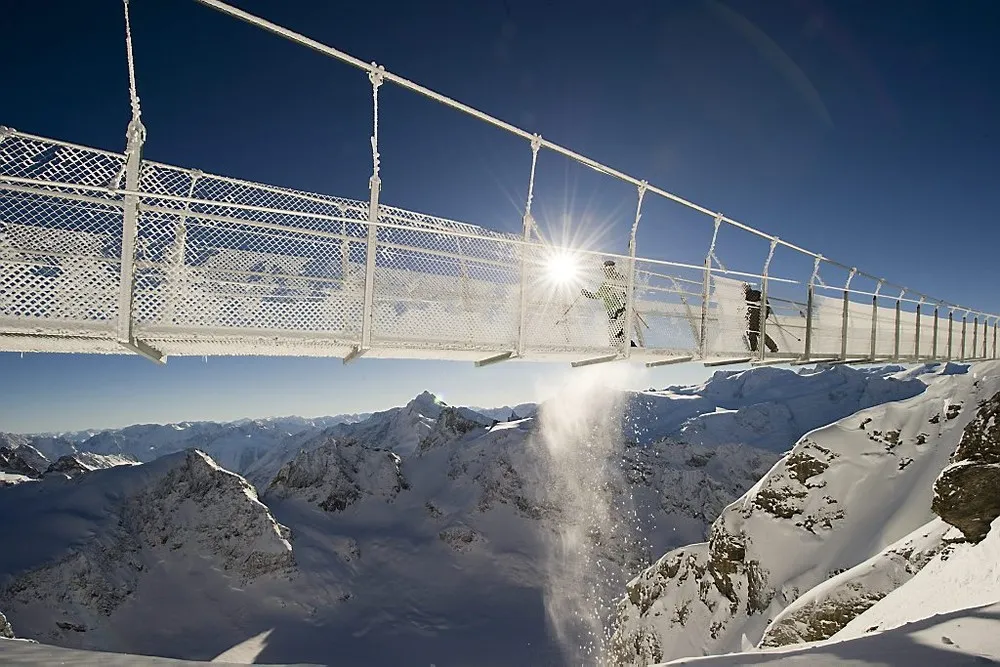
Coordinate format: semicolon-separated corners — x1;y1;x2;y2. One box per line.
343;345;366;364
120;338;166;364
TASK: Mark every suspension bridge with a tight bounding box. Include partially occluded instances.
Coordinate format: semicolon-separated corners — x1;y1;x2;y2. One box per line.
1;0;996;369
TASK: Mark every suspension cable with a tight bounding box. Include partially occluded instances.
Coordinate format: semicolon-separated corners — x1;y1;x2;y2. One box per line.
524;134;541;219
123;0;142;124
368;63;384;186
762;238;778;277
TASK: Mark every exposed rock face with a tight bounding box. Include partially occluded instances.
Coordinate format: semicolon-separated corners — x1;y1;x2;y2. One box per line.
265;437;409;512
417;407;491;454
43;455;91;478
0;447;44;479
932;390;1000;543
123;450;294;582
0;610;13;639
438;524;484;552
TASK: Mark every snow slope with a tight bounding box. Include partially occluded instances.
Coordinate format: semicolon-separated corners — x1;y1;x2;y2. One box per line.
758;517;954;647
661;603;1000;665
661;515;1000;666
0;640;316;666
0;450;295;659
611;362;997;666
837;515;1000;641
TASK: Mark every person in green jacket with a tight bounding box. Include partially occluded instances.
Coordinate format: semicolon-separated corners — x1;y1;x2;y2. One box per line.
581;260;636;348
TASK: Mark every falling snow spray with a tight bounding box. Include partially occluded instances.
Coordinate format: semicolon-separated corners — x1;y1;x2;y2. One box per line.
532;363;649;666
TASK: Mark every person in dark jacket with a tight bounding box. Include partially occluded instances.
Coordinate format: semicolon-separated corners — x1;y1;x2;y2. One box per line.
743;283;778;353
582;260;636;348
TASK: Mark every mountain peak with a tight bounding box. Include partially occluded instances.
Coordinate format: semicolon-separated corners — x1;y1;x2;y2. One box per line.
406;391;446;416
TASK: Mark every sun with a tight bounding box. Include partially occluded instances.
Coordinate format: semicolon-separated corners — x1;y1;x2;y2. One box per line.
544;250;582;286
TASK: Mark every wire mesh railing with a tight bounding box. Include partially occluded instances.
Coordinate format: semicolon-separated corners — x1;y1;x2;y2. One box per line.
1;128;998;366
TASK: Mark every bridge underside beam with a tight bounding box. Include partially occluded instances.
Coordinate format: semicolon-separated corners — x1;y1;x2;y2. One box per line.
571;354;620;368
474;351;513;367
645;355;693;368
703;357;753;367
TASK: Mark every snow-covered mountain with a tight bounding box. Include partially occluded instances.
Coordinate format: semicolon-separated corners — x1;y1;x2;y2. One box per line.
610;361;997;666
0;363;948;666
0;450;294;658
241;391;495;489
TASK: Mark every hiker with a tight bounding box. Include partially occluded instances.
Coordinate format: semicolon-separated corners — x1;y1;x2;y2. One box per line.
743;283;778;353
581;260;636;348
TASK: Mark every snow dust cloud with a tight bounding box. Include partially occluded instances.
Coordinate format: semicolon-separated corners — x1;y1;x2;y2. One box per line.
532;362;649;666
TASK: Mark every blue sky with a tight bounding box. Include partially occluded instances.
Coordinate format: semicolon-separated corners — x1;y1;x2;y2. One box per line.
2;0;999;432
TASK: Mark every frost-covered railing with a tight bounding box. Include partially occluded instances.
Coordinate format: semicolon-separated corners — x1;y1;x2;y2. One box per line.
1;128;997;367
1;0;998;367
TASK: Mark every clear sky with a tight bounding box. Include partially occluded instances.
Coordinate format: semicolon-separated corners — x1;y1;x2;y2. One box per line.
2;0;999;432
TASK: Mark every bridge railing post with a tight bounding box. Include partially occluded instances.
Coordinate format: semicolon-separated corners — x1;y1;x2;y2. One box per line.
118;120;144;347
624;181;647;359
699;214;724;359
973;316;979;360
802;256;822;362
840;268;856;361
931;306;939;361
914;300;923;361
758;239;778;362
960;314;968;362
893;293;903;361
516;135;541;358
359;64;385;356
869;280;882;362
994;320;998;359
983;316;988;359
947;311;954;360
114;0;163;363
